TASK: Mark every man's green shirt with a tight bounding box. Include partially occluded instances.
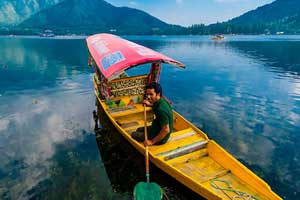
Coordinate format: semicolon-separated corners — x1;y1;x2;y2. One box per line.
149;98;173;144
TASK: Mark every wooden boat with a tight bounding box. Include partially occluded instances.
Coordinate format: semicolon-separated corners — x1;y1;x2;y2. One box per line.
39;29;55;37
211;34;224;40
86;34;282;200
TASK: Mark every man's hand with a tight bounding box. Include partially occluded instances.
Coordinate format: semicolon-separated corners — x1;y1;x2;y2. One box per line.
144;139;154;146
143;99;152;107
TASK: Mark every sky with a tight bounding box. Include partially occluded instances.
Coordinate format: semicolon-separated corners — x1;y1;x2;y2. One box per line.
107;0;275;26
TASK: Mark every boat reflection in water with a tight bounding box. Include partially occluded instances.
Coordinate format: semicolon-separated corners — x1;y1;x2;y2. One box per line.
93;103;204;200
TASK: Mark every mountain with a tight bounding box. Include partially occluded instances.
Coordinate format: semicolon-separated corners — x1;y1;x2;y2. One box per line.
186;0;300;35
2;0;299;35
220;0;300;34
0;0;62;26
229;0;300;25
17;0;182;35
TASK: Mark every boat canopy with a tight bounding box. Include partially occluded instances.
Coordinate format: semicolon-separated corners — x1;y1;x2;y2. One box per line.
86;34;185;79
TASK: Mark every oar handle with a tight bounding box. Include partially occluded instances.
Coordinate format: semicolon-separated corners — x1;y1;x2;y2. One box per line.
144;104;148;141
144;105;150;182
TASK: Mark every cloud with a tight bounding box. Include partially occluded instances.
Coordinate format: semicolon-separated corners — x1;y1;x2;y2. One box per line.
128;1;138;6
0;118;9;132
0;79;95;198
176;0;183;3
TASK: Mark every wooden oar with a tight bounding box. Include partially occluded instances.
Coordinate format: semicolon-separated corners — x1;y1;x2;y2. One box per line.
133;105;162;200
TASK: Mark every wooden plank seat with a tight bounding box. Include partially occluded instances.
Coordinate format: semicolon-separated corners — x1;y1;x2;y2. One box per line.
110;103;151;118
168;128;198;142
156;140;208;161
116;119;153;135
108;105;137;114
119;121;139;128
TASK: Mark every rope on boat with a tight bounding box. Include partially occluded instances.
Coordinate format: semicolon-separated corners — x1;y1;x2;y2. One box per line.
161;187;170;200
210;179;260;200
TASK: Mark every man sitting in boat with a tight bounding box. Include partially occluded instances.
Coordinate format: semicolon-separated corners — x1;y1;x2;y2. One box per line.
131;82;173;146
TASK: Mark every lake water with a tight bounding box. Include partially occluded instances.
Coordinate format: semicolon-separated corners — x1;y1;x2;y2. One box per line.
0;35;300;199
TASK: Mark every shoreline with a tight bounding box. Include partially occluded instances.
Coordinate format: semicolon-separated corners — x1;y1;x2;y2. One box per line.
1;34;300;42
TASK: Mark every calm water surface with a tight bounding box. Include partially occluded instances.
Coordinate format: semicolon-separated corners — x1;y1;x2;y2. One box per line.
0;35;300;199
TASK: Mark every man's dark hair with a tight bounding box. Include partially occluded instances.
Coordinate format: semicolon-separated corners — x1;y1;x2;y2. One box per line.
146;82;162;96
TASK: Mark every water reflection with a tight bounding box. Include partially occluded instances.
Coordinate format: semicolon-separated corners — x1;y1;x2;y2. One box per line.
224;41;300;199
0;81;113;199
1;36;300;199
0;38;112;199
228;41;300;76
0;37;89;94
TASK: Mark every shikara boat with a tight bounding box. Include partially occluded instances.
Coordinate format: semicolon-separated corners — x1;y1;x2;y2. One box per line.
86;34;282;200
211;34;224;40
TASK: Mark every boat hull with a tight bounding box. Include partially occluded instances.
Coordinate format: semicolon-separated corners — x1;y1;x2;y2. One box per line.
94;84;281;200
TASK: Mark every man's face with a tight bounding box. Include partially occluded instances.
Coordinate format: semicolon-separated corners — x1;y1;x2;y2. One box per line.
146;88;160;103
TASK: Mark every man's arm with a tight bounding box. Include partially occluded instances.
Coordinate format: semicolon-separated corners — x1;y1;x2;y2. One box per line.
144;124;169;146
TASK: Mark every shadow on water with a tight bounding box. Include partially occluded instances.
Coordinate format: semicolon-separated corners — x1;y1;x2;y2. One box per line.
0;130;113;200
94;101;205;200
23;132;112;200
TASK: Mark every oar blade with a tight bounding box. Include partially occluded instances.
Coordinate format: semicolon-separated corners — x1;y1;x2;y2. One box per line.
134;182;162;200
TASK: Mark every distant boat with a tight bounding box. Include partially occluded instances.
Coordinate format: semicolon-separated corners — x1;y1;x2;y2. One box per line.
39;29;55;37
211;34;224;40
276;32;284;35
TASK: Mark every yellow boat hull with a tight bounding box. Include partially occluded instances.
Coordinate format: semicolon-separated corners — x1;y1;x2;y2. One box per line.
94;82;281;200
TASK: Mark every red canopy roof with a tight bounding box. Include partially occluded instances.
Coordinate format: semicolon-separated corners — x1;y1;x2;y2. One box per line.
86;34;185;79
